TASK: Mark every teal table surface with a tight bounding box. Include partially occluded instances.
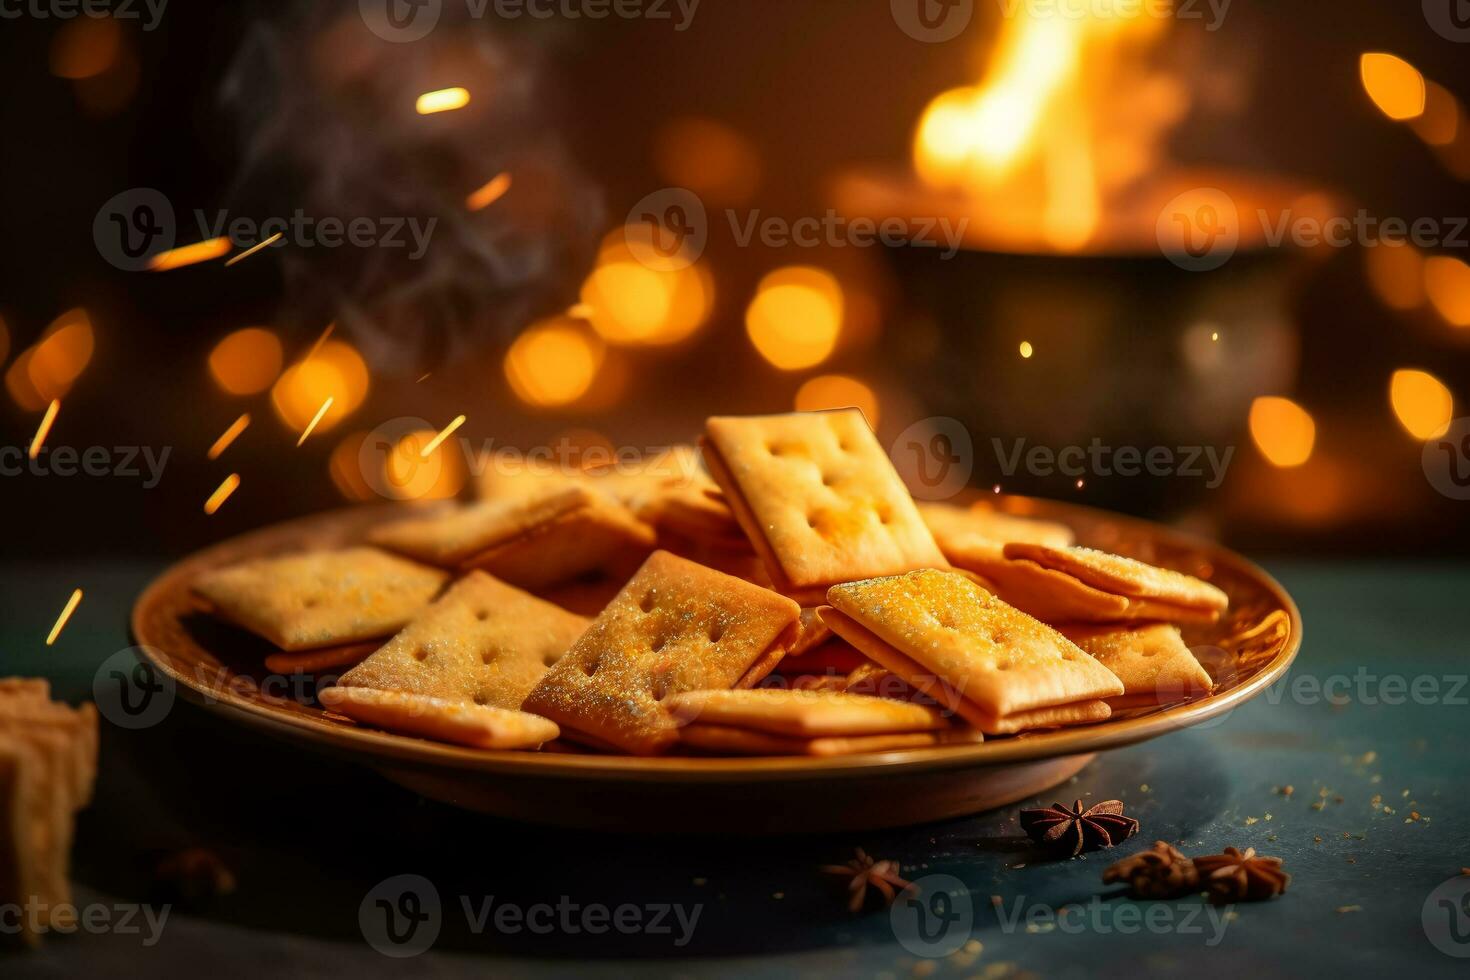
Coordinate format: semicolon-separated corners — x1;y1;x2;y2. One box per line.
1;559;1467;978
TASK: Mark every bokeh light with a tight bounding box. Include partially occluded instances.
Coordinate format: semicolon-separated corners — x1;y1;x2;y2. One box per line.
1360;53;1426;121
652;117;761;205
1411;81;1462;147
382;429;467;501
270;339;369;435
9;308;97;410
328;432;377;502
745;266;844;371
1364;242;1425;312
580;229;713;346
208;327;284;395
0;314;9;367
49;16;121;79
794;374;880;426
1424;256;1470;327
1019;340;1034;358
504;317;604;408
1249;396;1316;468
1389;369;1454;440
416;87;470;114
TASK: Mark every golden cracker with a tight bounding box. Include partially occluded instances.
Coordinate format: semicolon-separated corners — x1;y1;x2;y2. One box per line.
679;724;983;757
920;501;1075;559
666;688;949;737
521;551;801;755
341;571;589;711
1003;543;1228;613
193;547;447;651
1061;623;1214;707
702;410;947;603
264;642;379;676
0;736;44;946
971;558;1133;622
317;686;558;749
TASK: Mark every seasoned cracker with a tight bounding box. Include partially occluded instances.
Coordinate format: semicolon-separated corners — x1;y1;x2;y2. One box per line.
822;569;1122;732
679;724;982;757
264;642;379;676
341;572;589;711
1061;623;1214;707
1004;544;1228;615
974;558;1133;622
521;551;801;755
0;736;44;946
920;501;1075;559
667;688;948;737
317;687;558;750
193;547;447;651
702;410;947;603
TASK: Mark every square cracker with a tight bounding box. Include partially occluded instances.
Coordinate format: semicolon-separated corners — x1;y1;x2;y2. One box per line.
702;410;947;603
666;688;949;737
521;551;801;755
969;558;1133;623
340;571;589;711
1003;544;1228;615
822;568;1122;725
920;502;1075;559
1061;623;1214;708
317;687;558;749
0;736;45;946
371;485;655;590
193;547;447;651
679;724;983;757
0;727;74;928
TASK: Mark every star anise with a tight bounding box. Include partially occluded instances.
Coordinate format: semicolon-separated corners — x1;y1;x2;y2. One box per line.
820;848;914;912
1019;799;1139;856
1192;846;1290;903
1102;841;1199;898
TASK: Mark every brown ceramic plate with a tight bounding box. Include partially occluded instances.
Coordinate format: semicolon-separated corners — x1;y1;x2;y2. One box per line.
130;497;1300;832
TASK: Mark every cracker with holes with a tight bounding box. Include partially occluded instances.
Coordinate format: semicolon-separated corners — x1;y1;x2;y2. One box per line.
193;547;448;651
667;688;950;738
1003;543;1229;624
701;410;948;604
678;724;984;757
1061;623;1214;708
317;687;559;750
370;484;656;590
820;568;1122;734
605;446;746;548
919;501;1075;560
521;550;801;755
339;571;589;711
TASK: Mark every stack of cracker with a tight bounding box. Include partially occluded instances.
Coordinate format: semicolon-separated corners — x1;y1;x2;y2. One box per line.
0;679;99;947
189;409;1231;757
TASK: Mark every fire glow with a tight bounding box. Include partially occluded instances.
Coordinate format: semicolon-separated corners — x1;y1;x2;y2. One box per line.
913;2;1183;252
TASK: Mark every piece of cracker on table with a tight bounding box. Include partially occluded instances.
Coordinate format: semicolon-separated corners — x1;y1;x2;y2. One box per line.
521;550;801;755
701;410;947;603
370;484;655;589
193;547;447;651
317;687;559;750
821;568;1122;734
1061;623;1215;708
340;571;589;711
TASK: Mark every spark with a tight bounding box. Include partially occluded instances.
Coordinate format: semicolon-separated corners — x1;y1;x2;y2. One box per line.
29;399;60;459
1076;479;1085;489
420;414;466;458
303;323;335;362
1211;331;1219;342
224;232;283;267
416;87;470;115
415;373;432;383
296;397;334;446
46;588;83;646
204;473;240;515
992;484;1002;493
207;413;251;460
1019;341;1034;358
148;237;231;271
466;172;511;211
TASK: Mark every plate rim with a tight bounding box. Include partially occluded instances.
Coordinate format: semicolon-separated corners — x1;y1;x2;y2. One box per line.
129;499;1302;783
